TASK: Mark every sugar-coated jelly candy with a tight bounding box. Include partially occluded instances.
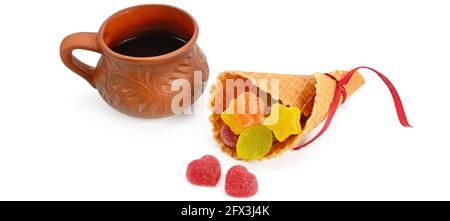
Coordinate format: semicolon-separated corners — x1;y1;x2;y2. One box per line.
225;165;258;197
220;124;238;147
221;92;265;134
263;103;301;142
221;111;245;134
236;125;273;160
233;92;265;128
186;155;221;186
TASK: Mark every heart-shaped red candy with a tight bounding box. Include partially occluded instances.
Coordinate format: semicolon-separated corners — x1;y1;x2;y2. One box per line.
186;155;221;186
225;165;258;197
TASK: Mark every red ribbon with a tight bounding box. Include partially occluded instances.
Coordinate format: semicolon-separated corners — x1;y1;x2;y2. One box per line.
292;66;412;151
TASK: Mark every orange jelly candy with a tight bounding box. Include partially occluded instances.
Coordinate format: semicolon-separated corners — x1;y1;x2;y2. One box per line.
221;92;266;134
233;92;265;128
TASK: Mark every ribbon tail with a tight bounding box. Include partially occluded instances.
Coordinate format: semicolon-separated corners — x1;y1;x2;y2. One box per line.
345;66;412;128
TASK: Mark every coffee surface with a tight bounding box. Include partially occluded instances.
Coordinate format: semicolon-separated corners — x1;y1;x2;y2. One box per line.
112;34;187;57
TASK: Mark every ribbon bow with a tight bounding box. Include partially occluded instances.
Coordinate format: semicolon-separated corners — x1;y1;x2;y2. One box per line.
293;66;412;151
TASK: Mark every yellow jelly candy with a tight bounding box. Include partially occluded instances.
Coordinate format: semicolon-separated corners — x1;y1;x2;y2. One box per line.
236;125;273;160
263;103;301;142
221;112;245;134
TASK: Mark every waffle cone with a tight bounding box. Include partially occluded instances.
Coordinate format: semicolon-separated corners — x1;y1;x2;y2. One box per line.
209;70;365;160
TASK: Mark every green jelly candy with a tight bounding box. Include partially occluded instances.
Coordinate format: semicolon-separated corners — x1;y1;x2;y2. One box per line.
236;125;273;160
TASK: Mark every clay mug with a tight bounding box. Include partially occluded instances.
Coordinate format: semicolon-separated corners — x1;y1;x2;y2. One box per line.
60;4;209;118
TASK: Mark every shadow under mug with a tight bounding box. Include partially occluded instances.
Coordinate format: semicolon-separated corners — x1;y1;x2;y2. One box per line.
60;4;209;118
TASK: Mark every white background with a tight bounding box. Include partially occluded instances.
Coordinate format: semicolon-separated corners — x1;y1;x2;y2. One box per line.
0;0;449;200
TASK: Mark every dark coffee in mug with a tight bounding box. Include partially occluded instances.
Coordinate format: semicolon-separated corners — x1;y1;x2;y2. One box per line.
112;32;187;57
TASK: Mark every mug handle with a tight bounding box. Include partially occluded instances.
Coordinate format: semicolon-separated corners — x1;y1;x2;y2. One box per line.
60;32;102;88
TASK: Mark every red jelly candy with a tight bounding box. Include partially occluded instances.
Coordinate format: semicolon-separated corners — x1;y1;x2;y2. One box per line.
186;155;221;186
220;124;238;147
225;165;258;197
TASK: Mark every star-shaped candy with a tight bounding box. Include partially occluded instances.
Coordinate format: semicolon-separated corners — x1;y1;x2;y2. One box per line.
263;103;302;142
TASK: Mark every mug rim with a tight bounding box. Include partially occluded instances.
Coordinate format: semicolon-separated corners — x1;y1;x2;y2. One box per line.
97;4;199;63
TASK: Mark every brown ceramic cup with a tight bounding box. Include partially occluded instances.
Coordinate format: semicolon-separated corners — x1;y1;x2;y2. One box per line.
60;4;209;118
